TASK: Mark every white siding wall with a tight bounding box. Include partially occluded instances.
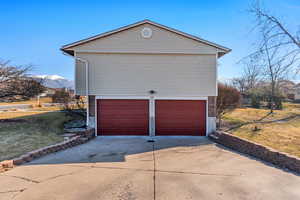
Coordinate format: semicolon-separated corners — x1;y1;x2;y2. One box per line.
76;53;217;97
68;24;217;54
75;59;86;94
72;22;219;99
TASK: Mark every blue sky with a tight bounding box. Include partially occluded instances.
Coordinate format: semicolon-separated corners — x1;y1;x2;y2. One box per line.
1;0;299;81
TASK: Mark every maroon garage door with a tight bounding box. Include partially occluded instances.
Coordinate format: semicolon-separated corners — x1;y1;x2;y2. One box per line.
97;99;149;135
155;100;206;136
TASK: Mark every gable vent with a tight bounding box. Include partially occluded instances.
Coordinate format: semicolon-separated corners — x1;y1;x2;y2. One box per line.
141;27;152;38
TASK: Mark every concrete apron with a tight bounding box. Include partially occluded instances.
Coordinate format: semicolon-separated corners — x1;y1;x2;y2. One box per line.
0;137;299;200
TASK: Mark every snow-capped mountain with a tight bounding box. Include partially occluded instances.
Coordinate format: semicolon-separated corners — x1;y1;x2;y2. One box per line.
32;75;74;89
33;75;65;80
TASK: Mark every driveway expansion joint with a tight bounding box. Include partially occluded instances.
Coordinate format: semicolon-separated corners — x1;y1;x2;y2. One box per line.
1;175;39;183
152;142;156;200
155;170;241;177
0;189;26;194
42;167;92;182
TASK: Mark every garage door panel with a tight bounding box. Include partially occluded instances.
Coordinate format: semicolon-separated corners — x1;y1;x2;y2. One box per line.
97;99;149;135
155;100;206;136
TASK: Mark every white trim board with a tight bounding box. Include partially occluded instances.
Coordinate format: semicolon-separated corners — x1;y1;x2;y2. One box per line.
96;96;150;99
154;97;208;100
96;96;208;100
74;50;217;56
95;96;98;136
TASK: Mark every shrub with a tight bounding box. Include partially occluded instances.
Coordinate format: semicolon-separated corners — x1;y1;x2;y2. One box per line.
267;96;283;110
217;83;241;127
250;94;261;108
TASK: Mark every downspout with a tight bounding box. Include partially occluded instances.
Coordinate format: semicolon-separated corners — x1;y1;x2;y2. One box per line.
63;52;89;127
76;57;89;127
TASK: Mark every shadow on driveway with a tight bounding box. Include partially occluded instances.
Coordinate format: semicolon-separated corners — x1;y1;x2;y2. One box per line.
27;136;212;165
1;136;300;200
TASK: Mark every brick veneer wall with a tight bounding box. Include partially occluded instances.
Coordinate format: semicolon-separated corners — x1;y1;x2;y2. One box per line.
209;131;300;174
89;95;96;116
208;96;216;117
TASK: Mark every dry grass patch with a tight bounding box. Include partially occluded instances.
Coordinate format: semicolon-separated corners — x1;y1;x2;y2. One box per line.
0;108;62;119
0;97;52;106
223;103;300;157
0;111;72;161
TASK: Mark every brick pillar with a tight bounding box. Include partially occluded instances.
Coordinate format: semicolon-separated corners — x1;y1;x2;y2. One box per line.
208;96;216;117
88;95;95;117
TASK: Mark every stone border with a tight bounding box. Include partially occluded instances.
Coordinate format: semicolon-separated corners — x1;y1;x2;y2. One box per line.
10;128;95;166
209;131;300;174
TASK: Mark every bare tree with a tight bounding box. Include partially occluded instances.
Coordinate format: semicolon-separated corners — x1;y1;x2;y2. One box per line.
243;58;261;90
255;33;296;112
246;1;300;112
232;58;261;94
249;1;300;72
231;77;247;94
0;60;45;100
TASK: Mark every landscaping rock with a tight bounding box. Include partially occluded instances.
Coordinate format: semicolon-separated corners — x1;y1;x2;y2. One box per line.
1;160;14;168
78;137;88;143
62;133;77;138
12;157;24;165
12;128;95;166
0;160;14;173
64;119;86;129
22;154;33;162
209;131;300;174
64;128;87;134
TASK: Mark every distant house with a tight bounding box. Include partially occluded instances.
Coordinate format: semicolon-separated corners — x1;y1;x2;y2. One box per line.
279;80;295;99
39;88;74;98
293;84;300;101
39;88;57;97
278;81;300;101
61;20;231;136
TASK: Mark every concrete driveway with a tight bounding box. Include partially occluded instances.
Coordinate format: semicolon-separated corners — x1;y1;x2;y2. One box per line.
0;137;299;200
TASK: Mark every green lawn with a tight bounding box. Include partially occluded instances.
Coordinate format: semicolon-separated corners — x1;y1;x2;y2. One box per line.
223;103;300;157
0;111;72;161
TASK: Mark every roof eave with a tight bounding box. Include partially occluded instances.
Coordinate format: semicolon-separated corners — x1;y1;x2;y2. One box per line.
217;49;232;58
60;19;231;54
61;48;74;56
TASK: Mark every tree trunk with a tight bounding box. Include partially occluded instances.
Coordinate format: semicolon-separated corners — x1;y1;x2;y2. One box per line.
270;81;275;113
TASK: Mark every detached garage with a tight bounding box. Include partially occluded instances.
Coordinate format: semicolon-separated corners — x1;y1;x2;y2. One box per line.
61;19;231;136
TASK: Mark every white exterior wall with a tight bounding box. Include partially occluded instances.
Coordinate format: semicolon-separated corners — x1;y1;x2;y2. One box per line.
76;53;217;97
68;24;217;54
75;59;86;95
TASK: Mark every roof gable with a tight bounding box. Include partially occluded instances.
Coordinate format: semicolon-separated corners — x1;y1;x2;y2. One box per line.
61;20;231;57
